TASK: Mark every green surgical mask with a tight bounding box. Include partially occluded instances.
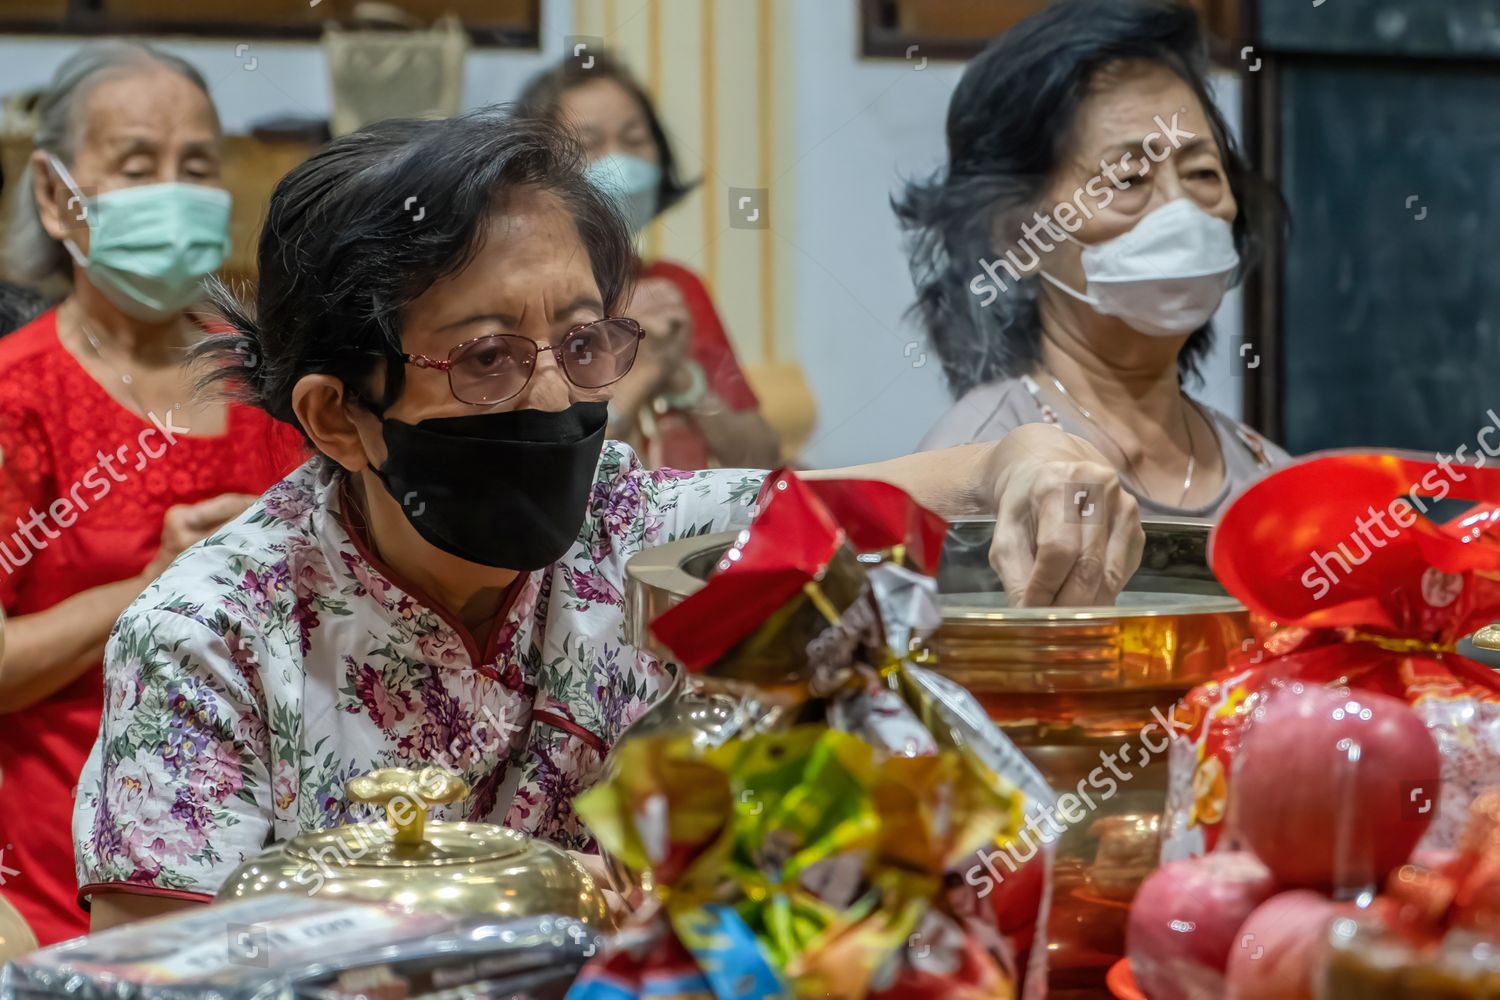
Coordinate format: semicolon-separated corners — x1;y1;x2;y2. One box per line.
48;154;231;322
584;152;662;234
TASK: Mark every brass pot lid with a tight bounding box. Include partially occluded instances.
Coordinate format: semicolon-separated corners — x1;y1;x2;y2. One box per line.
1473;623;1500;648
283;766;529;868
283;821;531;868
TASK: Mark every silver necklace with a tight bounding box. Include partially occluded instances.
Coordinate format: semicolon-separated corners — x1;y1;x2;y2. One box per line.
81;322;152;418
1042;368;1196;506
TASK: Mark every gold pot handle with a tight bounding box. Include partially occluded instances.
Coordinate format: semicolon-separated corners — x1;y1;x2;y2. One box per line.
347;766;470;845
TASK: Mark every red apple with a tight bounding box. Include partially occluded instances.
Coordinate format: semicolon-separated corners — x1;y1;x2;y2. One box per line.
1234;684;1440;891
1127;851;1277;1000
1225;890;1343;1000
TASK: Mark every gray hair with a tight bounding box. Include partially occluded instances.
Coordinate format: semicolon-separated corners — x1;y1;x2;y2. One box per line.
4;41;215;284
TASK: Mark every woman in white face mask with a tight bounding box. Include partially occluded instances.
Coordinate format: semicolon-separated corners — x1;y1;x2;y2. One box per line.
901;0;1289;519
519;52;780;471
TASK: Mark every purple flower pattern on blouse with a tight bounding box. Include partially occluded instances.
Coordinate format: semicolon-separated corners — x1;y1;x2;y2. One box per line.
73;444;763;898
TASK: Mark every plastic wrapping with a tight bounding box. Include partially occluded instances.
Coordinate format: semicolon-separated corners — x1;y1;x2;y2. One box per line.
569;727;1021;1000
1164;453;1500;864
1131;685;1452;998
1125;851;1275;1000
0;897;600;999
577;471;1056;1000
1318;790;1500;997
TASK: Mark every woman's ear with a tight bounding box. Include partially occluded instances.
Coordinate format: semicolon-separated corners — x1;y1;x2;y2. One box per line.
292;374;384;473
30;149;74;246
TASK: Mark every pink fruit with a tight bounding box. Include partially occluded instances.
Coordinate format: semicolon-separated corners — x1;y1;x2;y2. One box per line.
1225;890;1343;1000
1234;684;1440;891
1127;851;1277;1000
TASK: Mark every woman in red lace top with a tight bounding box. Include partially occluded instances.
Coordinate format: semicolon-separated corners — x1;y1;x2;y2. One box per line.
520;52;780;470
0;42;303;945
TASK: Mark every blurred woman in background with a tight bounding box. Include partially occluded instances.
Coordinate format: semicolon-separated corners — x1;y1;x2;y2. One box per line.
900;0;1288;519
520;52;780;470
0;41;302;944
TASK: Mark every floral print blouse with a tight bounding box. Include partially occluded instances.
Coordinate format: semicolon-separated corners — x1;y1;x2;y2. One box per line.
73;443;764;903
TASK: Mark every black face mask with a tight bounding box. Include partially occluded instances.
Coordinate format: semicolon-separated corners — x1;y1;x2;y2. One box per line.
372;401;607;571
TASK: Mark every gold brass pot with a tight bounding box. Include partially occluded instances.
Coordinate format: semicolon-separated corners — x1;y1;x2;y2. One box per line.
624;518;1249;999
215;767;611;928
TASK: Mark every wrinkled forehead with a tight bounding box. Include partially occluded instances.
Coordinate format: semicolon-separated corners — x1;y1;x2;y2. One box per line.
397;186;607;355
1067;61;1218;161
71;65;221;156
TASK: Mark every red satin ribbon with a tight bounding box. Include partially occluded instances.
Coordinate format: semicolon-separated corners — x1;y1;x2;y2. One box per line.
651;471;947;671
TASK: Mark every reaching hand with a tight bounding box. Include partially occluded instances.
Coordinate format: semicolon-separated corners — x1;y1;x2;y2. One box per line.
984;424;1145;607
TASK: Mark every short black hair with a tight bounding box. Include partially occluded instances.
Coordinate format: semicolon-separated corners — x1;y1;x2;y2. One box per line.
201;107;636;434
517;49;697;219
895;0;1283;398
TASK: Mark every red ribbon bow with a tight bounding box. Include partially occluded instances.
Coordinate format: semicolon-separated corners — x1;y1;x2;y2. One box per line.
1210;451;1500;695
650;470;947;671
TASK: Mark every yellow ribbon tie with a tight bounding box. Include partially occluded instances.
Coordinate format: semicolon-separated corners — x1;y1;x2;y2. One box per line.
802;581;844;627
1343;629;1455;655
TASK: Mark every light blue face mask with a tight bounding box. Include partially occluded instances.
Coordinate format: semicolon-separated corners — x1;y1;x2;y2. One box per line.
584;152;662;234
48;154;232;322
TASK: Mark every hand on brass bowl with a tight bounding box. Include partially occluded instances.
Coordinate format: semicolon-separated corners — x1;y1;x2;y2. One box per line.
626;519;1248;697
215;767;612;928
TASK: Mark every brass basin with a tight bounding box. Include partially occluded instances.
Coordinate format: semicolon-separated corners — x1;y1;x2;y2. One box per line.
627;518;1246;733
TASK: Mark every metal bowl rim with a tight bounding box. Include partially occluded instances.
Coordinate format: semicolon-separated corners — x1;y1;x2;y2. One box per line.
626;518;1243;622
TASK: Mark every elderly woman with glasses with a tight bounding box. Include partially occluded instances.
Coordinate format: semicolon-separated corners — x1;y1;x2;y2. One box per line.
73;109;1143;931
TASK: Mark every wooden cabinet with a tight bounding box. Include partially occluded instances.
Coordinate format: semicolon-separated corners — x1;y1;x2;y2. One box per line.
0;0;539;44
219;137;318;283
862;0;1247;62
0;0;66;21
891;0;1050;40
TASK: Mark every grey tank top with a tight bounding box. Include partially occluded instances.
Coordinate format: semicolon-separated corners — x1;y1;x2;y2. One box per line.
917;374;1290;521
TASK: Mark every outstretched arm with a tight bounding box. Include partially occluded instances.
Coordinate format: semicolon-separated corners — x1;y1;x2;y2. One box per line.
805;422;1143;607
